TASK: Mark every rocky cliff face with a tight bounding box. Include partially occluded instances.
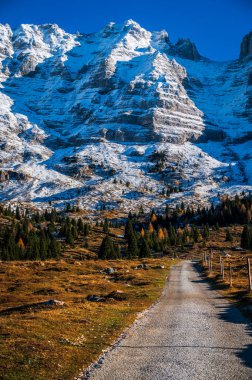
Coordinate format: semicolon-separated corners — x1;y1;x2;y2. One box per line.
173;38;201;61
0;21;251;211
240;31;252;60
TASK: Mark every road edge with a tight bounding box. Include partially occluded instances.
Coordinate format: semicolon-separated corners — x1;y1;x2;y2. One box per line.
75;262;180;380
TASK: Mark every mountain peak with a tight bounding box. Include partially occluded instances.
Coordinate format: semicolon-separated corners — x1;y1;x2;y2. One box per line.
123;19;142;28
240;31;252;60
174;38;201;61
0;21;251;210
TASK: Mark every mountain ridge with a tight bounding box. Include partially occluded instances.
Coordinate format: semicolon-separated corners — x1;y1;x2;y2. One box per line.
0;20;251;212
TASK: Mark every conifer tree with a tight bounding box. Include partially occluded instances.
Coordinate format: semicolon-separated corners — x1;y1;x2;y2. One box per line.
125;218;134;239
103;218;109;234
83;223;90;236
241;225;252;249
71;224;78;239
225;229;233;242
77;218;84;233
49;236;61;259
66;229;74;245
98;235;117;259
39;229;48;260
139;238;152;258
15;206;21;220
126;233;139;258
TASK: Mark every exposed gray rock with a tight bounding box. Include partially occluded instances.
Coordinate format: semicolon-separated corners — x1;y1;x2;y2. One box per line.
174;38;201;61
0;170;29;182
134;263;149;270
103;267;117;275
0;299;65;315
0;21;251;209
240;31;252;60
87;295;106;302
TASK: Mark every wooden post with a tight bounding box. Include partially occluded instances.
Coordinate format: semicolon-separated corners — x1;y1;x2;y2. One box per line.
208;255;211;273
220;257;222;275
247;258;252;291
222;260;225;280
229;262;232;288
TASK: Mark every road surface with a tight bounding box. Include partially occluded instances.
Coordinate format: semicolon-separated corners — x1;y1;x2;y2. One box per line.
86;261;252;380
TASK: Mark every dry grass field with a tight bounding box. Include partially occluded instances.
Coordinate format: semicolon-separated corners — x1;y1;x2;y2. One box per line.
1;210;252;380
198;226;252;313
0;257;176;380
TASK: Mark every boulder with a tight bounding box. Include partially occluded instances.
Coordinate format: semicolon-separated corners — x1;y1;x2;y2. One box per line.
86;295;106;302
103;267;117;275
134;263;149;270
0;299;65;315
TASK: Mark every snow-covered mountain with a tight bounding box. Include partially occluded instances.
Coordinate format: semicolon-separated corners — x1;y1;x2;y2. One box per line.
0;20;251;211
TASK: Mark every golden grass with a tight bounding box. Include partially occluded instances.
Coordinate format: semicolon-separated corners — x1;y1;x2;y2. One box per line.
198;226;252;310
0;257;177;380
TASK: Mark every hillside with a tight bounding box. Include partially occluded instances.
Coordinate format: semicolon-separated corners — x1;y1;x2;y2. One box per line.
0;21;251;211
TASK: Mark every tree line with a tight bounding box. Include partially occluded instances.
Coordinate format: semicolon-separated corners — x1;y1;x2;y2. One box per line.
0;205;90;261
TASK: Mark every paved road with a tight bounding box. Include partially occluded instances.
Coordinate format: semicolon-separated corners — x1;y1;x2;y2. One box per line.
87;261;252;380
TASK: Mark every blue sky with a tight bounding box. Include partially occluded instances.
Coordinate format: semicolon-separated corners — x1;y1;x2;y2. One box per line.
1;0;251;61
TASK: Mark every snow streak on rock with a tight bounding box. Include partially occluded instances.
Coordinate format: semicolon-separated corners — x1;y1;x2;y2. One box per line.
0;20;251;211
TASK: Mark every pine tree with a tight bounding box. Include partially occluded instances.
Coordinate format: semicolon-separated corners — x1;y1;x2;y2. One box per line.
26;232;40;260
83;223;90;236
98;235;117;259
139;239;152;258
77;218;84;233
66;203;71;212
152;232;161;252
241;225;252;249
114;244;121;258
66;229;74;245
103;218;109;234
71;225;78;239
203;225;210;240
192;225;200;243
39;229;48;260
225;229;233;242
15;206;21;220
6;204;12;217
125;218;134;239
168;224;176;246
127;233;139;258
49;236;61;259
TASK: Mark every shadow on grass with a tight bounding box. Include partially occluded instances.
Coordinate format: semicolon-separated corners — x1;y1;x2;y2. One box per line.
193;261;252;370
